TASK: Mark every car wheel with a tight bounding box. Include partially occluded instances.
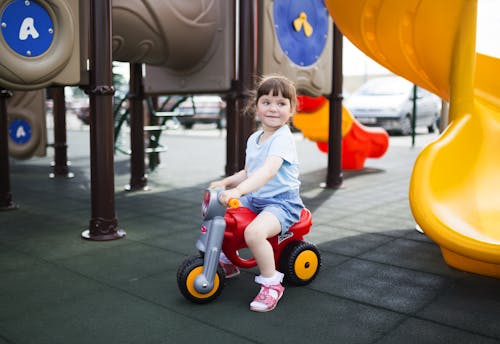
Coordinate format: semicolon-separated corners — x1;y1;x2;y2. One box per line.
428;114;439;133
400;115;412;135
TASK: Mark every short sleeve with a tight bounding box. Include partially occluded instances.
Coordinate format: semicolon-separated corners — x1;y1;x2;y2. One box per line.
268;129;298;164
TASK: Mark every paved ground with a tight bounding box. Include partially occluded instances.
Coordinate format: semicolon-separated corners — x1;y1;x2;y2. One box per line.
1;124;500;344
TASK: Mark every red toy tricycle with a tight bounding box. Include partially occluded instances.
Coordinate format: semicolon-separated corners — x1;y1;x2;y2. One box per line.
177;188;321;303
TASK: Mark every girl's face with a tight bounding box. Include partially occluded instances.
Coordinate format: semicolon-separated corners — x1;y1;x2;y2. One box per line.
256;90;293;131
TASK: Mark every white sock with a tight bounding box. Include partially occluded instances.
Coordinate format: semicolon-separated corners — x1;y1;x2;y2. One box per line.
255;271;284;286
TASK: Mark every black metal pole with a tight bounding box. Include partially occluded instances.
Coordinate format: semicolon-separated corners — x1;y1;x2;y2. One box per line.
49;86;74;178
147;96;159;170
226;1;257;176
126;63;148;191
225;81;239;176
325;24;343;188
82;0;125;240
0;89;17;210
236;0;257;171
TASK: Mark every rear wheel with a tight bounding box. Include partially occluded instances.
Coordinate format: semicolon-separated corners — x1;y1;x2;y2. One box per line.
177;255;225;303
279;241;321;286
399;115;412;135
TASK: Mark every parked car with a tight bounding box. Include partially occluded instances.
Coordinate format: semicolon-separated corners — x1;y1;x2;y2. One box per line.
176;95;226;129
345;76;441;135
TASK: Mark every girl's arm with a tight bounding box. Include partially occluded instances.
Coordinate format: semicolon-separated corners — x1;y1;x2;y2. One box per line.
219;156;283;204
209;169;248;189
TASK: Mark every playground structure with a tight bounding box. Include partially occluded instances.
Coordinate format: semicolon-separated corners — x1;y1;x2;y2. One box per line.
325;0;500;277
3;0;497;277
0;0;346;239
112;0;387;172
293;95;389;170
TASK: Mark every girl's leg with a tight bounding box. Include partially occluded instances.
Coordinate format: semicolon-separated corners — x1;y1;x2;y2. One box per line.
244;211;281;277
245;211;285;312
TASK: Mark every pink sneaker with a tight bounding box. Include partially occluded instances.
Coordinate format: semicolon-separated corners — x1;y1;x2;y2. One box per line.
219;261;240;278
250;284;285;312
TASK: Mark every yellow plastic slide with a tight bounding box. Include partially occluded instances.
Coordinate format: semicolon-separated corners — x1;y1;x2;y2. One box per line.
325;0;500;277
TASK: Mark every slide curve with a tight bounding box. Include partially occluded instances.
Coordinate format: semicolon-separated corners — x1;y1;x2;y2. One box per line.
293;95;389;170
325;0;500;277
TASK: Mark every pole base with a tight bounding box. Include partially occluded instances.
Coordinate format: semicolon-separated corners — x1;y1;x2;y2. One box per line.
81;228;126;241
320;181;343;189
124;184;150;192
0;192;18;211
49;172;75;179
49;161;74;179
0;201;19;211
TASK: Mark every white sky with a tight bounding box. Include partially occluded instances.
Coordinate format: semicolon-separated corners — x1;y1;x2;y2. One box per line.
476;0;500;56
343;0;500;76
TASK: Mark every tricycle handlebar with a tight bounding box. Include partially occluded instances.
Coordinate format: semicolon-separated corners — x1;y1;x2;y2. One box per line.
227;198;240;209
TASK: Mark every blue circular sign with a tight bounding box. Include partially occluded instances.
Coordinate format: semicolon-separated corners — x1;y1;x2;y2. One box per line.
273;0;329;67
1;0;54;57
9;118;32;144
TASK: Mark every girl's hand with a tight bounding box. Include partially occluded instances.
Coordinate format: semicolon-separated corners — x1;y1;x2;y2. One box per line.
219;188;243;206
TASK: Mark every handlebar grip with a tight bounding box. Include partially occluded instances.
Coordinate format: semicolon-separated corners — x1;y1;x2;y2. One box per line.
227;198;240;208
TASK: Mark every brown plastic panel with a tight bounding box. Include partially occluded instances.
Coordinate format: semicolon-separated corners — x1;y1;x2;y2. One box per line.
0;0;86;90
112;0;234;94
6;90;46;159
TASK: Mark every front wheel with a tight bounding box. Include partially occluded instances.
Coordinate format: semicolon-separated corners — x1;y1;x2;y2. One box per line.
177;255;225;303
279;241;321;286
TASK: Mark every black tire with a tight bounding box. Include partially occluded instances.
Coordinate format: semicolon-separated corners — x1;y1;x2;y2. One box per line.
177;255;225;304
428;115;438;133
279;241;321;286
399;115;412;135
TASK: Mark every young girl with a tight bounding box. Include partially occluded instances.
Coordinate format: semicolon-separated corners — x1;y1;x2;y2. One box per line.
209;74;304;312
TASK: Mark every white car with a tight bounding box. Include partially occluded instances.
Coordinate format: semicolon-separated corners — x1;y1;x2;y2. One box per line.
345;76;441;135
177;95;226;129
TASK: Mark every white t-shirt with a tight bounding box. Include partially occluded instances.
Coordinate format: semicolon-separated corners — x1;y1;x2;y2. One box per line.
245;125;301;198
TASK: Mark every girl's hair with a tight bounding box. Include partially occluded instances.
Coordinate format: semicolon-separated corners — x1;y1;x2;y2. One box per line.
245;74;297;115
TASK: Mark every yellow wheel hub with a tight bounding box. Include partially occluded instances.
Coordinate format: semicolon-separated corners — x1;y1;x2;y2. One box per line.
294;250;319;280
186;266;220;299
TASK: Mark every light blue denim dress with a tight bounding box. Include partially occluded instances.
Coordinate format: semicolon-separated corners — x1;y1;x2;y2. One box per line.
243;126;304;234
